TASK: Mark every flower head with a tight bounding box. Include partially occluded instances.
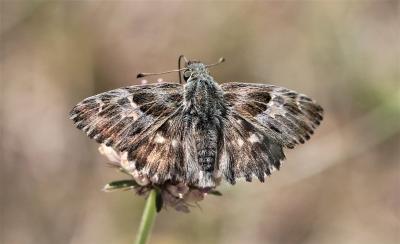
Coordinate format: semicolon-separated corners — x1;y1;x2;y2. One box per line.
99;144;221;213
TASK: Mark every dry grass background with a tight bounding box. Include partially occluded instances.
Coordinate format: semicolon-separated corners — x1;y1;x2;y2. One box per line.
1;1;399;244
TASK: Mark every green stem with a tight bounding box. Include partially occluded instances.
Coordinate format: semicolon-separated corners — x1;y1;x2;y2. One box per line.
134;189;157;244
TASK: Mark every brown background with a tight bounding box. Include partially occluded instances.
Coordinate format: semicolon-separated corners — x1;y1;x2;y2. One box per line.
1;1;399;244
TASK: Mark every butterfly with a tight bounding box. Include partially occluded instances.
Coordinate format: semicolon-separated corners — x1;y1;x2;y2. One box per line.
69;56;323;188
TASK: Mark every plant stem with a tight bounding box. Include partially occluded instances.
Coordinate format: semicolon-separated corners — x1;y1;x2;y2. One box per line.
134;189;157;244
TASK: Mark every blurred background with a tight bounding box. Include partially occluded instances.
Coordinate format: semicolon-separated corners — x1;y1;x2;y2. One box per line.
1;1;399;244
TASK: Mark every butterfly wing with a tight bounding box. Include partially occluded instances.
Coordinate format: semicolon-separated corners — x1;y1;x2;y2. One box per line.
124;109;187;182
219;112;286;184
70;82;184;156
220;82;323;183
70;82;217;186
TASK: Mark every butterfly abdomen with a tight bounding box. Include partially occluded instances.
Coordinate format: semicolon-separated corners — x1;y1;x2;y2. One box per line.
196;124;218;171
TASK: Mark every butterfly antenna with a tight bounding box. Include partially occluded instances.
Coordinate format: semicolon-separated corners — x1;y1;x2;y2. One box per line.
136;67;187;79
178;55;189;84
205;57;225;68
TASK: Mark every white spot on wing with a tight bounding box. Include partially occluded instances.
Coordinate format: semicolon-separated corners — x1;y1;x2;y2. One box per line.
172;139;179;148
237;138;244;147
269;165;277;173
95;98;105;112
86;126;95;135
154;133;166;144
248;133;260;143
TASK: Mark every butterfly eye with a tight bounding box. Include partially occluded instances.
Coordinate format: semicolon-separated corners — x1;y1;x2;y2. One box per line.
183;70;191;78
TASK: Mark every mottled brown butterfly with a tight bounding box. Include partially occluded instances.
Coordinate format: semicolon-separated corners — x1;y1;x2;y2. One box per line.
70;56;323;188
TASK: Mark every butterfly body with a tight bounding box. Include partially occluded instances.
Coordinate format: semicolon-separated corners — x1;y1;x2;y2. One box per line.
182;62;228;186
70;59;323;188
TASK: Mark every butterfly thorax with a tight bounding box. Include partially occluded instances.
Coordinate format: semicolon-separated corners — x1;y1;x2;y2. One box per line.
183;63;226;116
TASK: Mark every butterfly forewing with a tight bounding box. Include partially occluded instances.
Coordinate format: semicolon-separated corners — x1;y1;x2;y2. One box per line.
70;83;184;151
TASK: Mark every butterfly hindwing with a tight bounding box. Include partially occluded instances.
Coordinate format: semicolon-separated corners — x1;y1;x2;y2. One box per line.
220;112;285;184
126;110;192;183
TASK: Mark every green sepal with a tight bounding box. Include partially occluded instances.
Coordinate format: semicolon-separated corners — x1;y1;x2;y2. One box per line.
155;190;163;212
103;179;139;192
208;190;222;196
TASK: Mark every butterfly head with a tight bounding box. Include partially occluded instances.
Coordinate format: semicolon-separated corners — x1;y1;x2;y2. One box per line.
183;61;210;82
